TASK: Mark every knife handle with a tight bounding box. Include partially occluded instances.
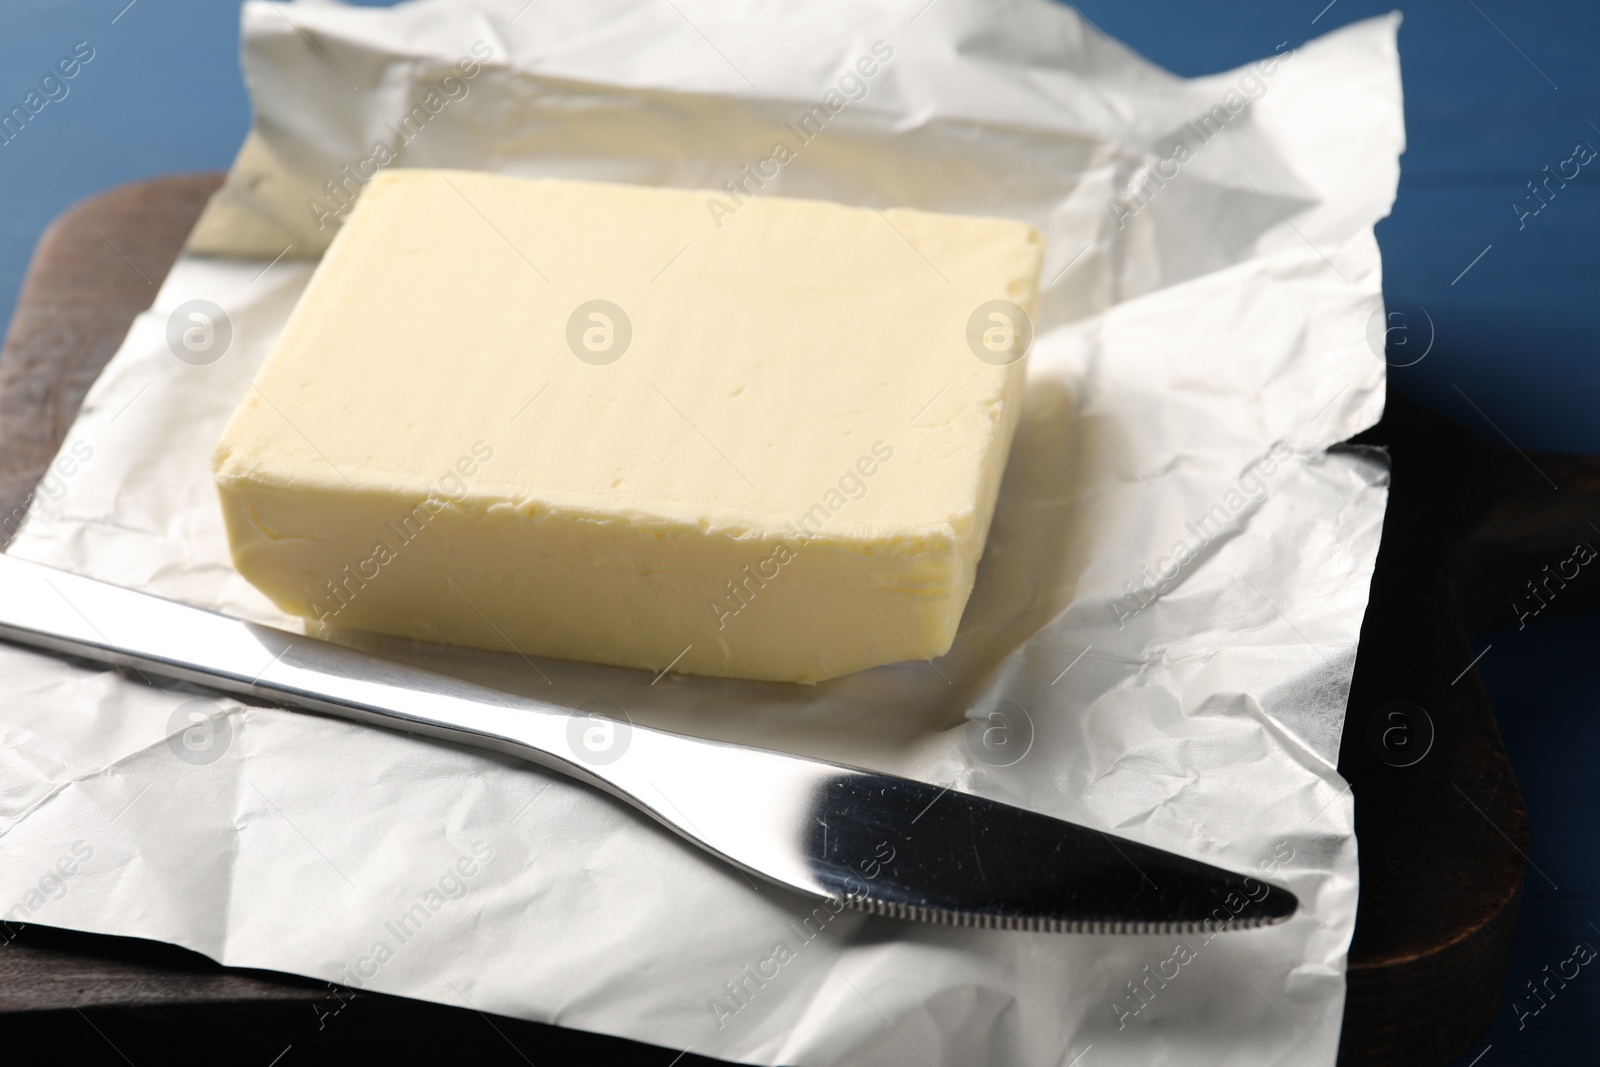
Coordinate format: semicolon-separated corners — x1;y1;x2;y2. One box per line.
0;552;623;783
0;551;833;900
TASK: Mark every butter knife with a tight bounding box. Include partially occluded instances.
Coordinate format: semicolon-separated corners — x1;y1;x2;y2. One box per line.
0;554;1296;934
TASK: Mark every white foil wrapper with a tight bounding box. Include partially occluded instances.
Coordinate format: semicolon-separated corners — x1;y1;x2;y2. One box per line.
0;2;1401;1064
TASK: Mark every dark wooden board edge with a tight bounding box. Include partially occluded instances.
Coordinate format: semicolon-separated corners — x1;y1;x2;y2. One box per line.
1336;396;1600;1064
0;173;226;544
0;927;724;1066
4;174;1596;1064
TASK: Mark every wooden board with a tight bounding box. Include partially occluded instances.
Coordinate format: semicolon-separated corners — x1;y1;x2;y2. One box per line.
3;174;1593;1065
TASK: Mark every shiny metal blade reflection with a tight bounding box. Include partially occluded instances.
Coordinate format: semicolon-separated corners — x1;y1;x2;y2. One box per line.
807;773;1297;935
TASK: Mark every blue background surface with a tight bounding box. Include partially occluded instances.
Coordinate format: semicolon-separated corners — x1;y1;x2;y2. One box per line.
1;2;1596;1063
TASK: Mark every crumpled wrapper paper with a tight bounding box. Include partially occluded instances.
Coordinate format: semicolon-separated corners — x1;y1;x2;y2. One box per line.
0;1;1401;1063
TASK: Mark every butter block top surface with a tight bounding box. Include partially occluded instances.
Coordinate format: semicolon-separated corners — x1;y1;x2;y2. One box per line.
214;170;1043;544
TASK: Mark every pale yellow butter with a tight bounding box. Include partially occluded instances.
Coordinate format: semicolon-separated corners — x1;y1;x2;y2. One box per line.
212;170;1043;683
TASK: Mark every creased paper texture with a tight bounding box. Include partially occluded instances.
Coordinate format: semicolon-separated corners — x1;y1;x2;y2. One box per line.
1;2;1401;1064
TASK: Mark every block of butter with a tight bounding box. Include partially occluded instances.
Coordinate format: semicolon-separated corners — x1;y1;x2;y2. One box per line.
212;170;1044;683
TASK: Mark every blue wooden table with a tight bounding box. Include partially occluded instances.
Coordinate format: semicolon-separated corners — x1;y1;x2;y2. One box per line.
2;2;1596;1063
